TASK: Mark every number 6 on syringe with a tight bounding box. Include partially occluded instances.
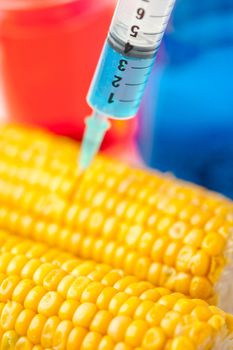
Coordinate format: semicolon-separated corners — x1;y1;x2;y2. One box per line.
136;8;145;19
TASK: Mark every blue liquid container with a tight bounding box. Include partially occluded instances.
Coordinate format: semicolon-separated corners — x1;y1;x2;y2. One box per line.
137;0;233;198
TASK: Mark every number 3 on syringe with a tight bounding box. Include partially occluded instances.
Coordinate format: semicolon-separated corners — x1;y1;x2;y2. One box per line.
108;59;128;104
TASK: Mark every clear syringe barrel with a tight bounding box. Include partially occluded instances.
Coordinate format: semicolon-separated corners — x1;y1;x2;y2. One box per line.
87;0;176;119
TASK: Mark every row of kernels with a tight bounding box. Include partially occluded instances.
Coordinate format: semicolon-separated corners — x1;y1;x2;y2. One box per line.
0;226;215;301
0;219;218;300
0;169;230;260
0;301;100;349
0;298;179;350
0;126;79;165
0;173;75;206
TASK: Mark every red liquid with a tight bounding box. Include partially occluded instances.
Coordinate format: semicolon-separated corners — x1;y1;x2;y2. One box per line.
0;0;136;145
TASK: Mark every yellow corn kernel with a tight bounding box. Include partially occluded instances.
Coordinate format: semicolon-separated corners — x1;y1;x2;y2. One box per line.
114;277;138;292
57;275;76;298
59;299;80;320
67;276;91;300
24;286;46;311
173;299;196;315
12;279;35;304
41;316;60;348
15;337;33;350
81;282;104;303
6;255;29;275
1;301;23;331
134;301;155;319
108;293;130;316
11;241;32;255
176;246;196;273
190;251;210;276
71;261;97;277
142;327;166;350
146;304;168;326
170;336;195;350
112;238;126;262
161;311;182;337
0;330;19;349
0;275;20;302
33;263;55;285
27;314;47;344
38;291;64;317
43;269;66;291
113;343;132;350
125;320;149;347
208;315;225;330
188;321;213;347
101;217;118;240
62;259;84;274
90;310;113;335
73;303;98;328
147;263;162;286
101;271;123;287
202;232;226;256
118;297;141;317
125;282;153;297
21;259;41;279
134;257;151;281
137;232;154;255
158;294;183;309
66;327;88;350
0;253;14;273
15;309;36;336
169;222;188;240
123;252;140;275
97;287;117;310
81;331;102;350
26;240;47;259
140;289;164;302
191;305;213;322
183;229;204;248
151;237;170;262
164;242;182;267
205;217;225;231
174;273;192;295
53;320;73;350
108;316;132;342
190;277;213;299
98;336;115;350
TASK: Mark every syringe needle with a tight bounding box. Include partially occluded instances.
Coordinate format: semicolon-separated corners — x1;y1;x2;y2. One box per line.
78;111;111;172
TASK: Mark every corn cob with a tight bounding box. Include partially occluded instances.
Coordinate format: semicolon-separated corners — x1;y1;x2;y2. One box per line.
0;124;233;313
0;229;233;350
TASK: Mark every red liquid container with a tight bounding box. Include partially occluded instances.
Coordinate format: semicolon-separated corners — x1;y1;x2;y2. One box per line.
0;0;136;146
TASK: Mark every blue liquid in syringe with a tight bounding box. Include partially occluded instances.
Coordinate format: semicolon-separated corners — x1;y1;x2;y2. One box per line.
87;39;156;119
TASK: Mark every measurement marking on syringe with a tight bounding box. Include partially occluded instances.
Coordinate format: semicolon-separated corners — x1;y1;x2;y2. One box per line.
150;14;168;18
125;82;146;86
144;31;165;36
120;99;138;103
131;64;153;70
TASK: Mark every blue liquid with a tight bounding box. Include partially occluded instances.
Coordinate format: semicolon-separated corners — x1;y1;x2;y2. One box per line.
87;41;156;119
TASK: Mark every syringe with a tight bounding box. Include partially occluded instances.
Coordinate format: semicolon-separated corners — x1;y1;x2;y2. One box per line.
79;0;176;171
